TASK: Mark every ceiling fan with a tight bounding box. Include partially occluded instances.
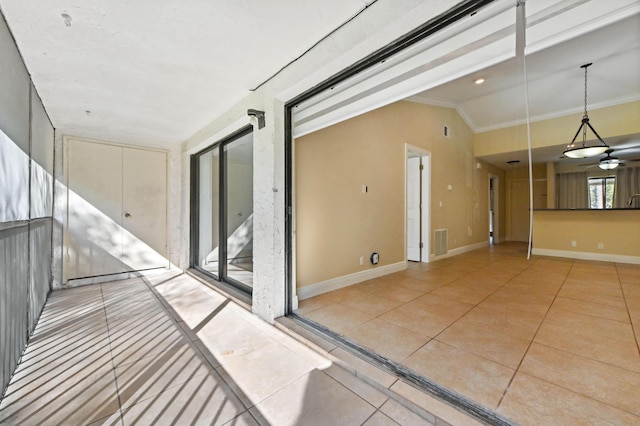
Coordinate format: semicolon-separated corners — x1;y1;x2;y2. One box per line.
579;147;640;170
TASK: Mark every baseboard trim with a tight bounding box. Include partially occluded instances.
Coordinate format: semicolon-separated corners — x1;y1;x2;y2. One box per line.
532;248;640;265
430;241;489;261
297;261;407;301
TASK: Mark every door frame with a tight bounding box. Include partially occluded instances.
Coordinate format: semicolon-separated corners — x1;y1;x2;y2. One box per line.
405;144;431;263
488;174;500;244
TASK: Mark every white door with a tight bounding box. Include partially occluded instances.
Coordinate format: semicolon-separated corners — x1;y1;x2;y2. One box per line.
407;157;421;261
65;139;168;281
122;147;168;271
66;140;125;279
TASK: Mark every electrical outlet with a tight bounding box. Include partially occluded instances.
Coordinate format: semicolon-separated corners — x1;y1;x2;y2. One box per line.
359;256;364;265
571;241;577;247
597;243;604;250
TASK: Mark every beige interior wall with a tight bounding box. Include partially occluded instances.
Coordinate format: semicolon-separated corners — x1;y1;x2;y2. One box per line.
533;210;640;258
505;164;547;241
474;100;640;157
295;101;505;287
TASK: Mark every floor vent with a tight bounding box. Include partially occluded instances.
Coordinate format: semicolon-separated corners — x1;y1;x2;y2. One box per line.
434;229;448;256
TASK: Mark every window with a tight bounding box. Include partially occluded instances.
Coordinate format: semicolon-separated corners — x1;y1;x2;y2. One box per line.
588;176;615;209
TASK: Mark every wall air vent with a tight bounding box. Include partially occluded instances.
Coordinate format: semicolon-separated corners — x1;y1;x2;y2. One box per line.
434;229;448;256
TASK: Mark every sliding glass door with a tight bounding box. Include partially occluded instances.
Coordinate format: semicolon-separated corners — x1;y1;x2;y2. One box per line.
192;127;253;293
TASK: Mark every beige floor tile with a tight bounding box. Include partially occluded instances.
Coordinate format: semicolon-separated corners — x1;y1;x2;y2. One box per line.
344;318;430;362
389;381;484;426
20;320;110;365
436;320;530;369
379;399;435;425
622;282;640;298
197;319;275;364
404;340;515;409
115;342;212;408
86;412;123;426
221;411;260;426
322;364;389;408
289;324;337;353
119;370;248;426
534;320;640;373
520;343;640;416
544;305;634;339
380;294;474;338
551;295;630;322
558;287;627;308
429;282;498;305
108;314;188;366
503;279;564;296
0;362;120;425
329;347;398;388
215;340;314;406
338;293;403;316
104;297;164;322
561;278;624;297
480;288;555;315
362;411;400;425
300;288;355;306
456;305;543;341
393;276;445;293
249;369;376;426
4;343;114;400
295;296;334;315
371;285;426;303
498;372;640;426
304;303;376;335
266;329;333;370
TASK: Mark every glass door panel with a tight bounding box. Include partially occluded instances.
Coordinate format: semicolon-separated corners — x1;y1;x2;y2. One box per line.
192;127;253;294
224;133;254;288
197;147;220;277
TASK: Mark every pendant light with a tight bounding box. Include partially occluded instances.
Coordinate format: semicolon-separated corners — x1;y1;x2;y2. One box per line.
598;150;620;170
563;63;609;159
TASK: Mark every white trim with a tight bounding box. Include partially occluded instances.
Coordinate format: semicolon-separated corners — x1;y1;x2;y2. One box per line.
430;241;489;261
297;261;407;300
405;144;431;264
532;248;640;265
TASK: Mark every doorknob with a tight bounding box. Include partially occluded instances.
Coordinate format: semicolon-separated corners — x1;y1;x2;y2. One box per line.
125;213;131;218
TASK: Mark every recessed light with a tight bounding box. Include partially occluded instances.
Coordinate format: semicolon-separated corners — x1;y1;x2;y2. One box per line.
474;77;485;85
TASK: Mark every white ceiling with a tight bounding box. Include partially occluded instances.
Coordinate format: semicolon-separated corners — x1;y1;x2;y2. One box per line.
0;0;373;146
1;0;638;166
409;12;640;168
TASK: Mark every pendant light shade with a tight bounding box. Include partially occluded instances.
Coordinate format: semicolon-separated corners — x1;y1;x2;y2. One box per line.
563;63;609;159
598;150;621;170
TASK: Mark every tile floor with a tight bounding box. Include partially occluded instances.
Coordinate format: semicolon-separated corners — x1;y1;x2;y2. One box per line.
0;271;462;426
296;243;640;425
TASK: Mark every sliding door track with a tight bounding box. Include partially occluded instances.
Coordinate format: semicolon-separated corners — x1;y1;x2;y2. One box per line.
289;313;515;426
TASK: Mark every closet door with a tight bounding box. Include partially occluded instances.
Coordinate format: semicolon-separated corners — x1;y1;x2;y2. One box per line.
122;147;168;271
65;139;125;280
65;138;168;281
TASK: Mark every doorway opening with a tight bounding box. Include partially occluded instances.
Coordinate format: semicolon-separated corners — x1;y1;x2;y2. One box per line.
406;145;431;263
489;174;499;245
